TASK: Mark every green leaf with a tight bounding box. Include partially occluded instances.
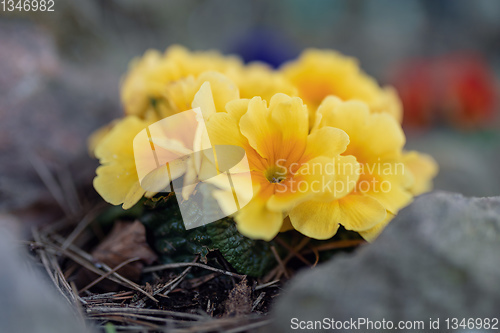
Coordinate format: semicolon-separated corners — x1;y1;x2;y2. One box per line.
206;218;277;277
140;185;278;277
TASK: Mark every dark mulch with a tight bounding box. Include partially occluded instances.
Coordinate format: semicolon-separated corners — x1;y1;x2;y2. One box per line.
25;169;363;333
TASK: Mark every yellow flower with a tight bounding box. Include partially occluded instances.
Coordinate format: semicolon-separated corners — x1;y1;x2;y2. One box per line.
93;116;152;209
165;45;241;79
206;93;359;241
281;49;403;125
94;72;241;209
121;45;242;118
152;71;242;200
93;113;200;210
289;97;415;241
164;71;239;119
226;62;298;102
121;45;297;121
94;45;438;244
87;119;119;157
121;50;181;117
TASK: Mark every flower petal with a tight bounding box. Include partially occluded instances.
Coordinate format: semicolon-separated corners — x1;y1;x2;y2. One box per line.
317;100;371;156
206;110;249;151
329;155;360;200
358;163;414;214
358;211;395;242
94;116;149;164
403;150;438;195
94;163;141;207
93;116;150;208
266;156;332;211
192;81;217;121
140;165;172;193
336;194;387;232
239;95;308;165
270;94;309;162
239;97;276;161
303;126;350;160
192;72;240;122
235;196;283;241
225;98;251;120
197;71;239;113
317;99;405;161
289;201;341;240
123;180;147;209
361;113;405;160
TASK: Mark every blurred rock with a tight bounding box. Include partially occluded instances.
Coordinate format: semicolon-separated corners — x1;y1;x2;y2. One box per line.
405;130;500;197
0;213;22;237
0;225;94;333
0;19;120;212
269;192;500;332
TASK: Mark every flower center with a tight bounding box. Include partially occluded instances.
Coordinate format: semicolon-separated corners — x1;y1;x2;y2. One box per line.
265;165;287;184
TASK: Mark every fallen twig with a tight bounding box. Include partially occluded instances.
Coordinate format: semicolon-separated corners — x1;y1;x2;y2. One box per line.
79;257;142;294
143;262;246;279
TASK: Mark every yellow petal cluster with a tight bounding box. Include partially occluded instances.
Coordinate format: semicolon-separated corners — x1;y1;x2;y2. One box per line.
93;71;240;209
121;46;241;118
120;45;295;120
93;116;152;209
91;45;438;242
281;49;402;124
290;97;413;241
206;94;359;240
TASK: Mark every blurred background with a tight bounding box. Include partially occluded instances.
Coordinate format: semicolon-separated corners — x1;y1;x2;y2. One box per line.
1;0;500;219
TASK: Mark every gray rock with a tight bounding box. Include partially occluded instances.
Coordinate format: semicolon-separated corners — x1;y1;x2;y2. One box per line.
0;20;120;212
0;223;95;333
405;130;500;197
268;192;500;332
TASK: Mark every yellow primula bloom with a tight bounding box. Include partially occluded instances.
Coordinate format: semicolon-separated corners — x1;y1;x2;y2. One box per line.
357;151;438;241
93;45;438;244
121;45;242;118
165;45;242;79
165;71;239;119
121;50;181;118
226;62;298;102
87;119;119;158
121;45;298;121
290;97;414;241
93;116;153;209
281;49;403;124
206;93;360;241
94;72;241;209
93;113;199;209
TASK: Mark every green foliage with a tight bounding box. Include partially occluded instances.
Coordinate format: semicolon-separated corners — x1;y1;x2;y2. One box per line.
140;195;211;264
140;191;278;277
96;189;363;277
206;218;278;277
